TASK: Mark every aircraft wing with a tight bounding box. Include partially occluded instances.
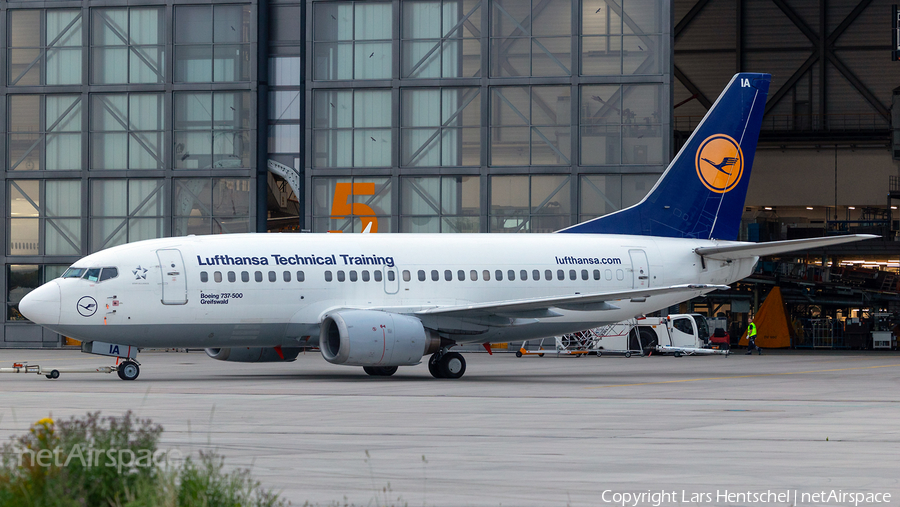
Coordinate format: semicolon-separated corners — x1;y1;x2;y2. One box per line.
414;284;727;319
694;235;877;261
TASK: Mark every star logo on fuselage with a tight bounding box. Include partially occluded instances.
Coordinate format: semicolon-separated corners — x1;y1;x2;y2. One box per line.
133;266;148;280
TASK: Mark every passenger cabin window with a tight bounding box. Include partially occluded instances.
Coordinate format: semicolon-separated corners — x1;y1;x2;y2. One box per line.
495;270;503;281
325;270;333;282
545;269;552;281
361;270;369;282
200;272;208;282
557;269;564;280
483;270;491;281
337;270;346;282
228;271;236;283
457;270;465;281
268;271;277;282
593;269;600;280
214;271;223;283
417;270;426;282
297;271;305;282
520;270;527;281
350;270;358;282
616;269;624;280
283;271;291;282
533;270;540;281
569;270;576;281
255;271;263;282
431;270;439;281
444;270;452;281
507;270;515;281
99;268;118;281
605;269;612;280
402;270;410;282
376;271;384;282
85;268;101;282
470;270;477;281
242;271;250;282
581;269;588;280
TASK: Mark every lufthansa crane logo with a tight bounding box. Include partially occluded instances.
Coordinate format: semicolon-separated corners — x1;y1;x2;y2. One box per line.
695;134;744;193
76;296;98;317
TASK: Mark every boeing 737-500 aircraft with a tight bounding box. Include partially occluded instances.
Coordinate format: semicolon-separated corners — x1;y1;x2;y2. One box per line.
19;73;872;380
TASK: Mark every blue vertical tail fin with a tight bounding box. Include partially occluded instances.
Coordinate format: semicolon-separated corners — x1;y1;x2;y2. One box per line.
560;73;771;240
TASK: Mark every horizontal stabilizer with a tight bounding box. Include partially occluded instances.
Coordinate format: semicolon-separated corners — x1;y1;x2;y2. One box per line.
694;235;878;261
415;284;728;319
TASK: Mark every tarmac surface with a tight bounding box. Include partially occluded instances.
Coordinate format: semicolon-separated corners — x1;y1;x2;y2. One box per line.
1;348;899;506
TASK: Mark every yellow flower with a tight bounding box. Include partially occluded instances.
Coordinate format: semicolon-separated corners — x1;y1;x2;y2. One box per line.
35;417;54;426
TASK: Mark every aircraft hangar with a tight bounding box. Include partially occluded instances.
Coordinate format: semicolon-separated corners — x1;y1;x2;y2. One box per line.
1;0;899;348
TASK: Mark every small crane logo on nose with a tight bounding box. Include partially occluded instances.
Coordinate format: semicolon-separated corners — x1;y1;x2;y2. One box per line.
76;296;98;317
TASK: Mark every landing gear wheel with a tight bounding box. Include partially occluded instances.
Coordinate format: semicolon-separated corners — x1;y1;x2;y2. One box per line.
117;361;140;381
45;369;59;380
428;354;443;378
439;352;466;379
364;366;398;376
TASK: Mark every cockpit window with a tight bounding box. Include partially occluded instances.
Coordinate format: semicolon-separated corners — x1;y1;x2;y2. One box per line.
99;268;118;281
85;268;101;282
62;267;86;278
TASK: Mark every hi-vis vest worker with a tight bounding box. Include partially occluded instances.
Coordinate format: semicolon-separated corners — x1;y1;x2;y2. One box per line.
748;322;757;339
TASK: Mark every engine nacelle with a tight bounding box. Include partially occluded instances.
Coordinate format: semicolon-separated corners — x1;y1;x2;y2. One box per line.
319;310;441;366
205;347;302;362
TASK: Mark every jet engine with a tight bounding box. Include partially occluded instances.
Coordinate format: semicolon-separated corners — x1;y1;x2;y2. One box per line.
205;346;303;362
319;310;441;366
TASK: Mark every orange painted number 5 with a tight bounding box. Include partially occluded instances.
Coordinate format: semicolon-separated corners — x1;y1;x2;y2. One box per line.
329;182;378;233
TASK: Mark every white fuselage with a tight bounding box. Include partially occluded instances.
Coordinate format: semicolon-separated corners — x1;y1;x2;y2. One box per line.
29;233;757;349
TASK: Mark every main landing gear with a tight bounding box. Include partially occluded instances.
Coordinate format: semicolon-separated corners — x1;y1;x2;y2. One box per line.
428;350;466;379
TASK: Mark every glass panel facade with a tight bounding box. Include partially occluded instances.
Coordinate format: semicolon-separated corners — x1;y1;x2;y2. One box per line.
491;86;571;166
401;0;481;79
312;177;391;233
582;0;662;75
313;2;392;81
490;175;570;232
174;91;251;169
90;179;165;251
313;89;392;167
91;8;165;84
305;0;670;233
9;179;83;255
401;88;480;167
400;176;480;232
2;3;259;343
174;5;251;83
581;84;663;165
91;93;165;170
9;9;83;86
173;178;251;235
9;95;83;171
491;0;571;77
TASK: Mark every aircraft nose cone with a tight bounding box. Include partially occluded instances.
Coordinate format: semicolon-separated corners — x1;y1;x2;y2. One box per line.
19;281;60;325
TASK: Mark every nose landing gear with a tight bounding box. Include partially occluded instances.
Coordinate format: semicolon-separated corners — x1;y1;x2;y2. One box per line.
117;360;140;381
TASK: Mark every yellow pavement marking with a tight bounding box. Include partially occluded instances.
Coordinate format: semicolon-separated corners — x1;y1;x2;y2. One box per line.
586;363;900;389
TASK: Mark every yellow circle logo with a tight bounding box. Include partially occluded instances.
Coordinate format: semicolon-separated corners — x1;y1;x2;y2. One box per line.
695;134;744;193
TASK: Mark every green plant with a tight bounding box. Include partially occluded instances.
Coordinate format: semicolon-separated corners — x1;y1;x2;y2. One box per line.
0;412;287;507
